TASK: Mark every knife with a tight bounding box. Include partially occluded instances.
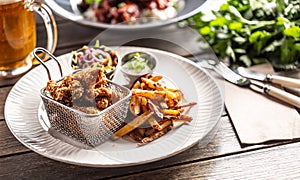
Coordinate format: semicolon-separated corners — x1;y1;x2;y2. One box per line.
235;67;300;88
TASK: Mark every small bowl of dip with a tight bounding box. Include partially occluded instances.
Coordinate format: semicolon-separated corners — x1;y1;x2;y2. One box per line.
120;51;158;87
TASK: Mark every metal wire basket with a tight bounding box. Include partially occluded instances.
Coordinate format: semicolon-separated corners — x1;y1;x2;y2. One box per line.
34;47;131;147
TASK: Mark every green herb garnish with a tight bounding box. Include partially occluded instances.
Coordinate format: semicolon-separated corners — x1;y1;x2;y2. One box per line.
85;0;102;5
94;40;100;47
127;53;148;72
123;52;153;74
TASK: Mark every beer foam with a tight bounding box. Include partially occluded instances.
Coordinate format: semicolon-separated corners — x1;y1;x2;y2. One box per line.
0;0;21;5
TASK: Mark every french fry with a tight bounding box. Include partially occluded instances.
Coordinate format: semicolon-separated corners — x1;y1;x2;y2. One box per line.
141;97;148;113
172;102;197;109
149;75;163;82
115;74;196;146
129;95;141;115
132;81;141;89
164;89;180;100
166;99;176;108
172;115;193;123
132;89;166;99
140;82;147;90
141;77;163;90
107;56;113;67
112;111;154;139
158;120;173;131
141;96;148;106
148;117;162;130
163;109;182;116
164;87;180;93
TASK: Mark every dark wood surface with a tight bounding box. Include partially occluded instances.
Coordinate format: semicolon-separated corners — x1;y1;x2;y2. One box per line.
1;10;300;180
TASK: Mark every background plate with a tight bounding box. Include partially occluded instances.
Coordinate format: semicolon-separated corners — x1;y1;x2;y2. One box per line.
5;46;223;167
45;0;207;30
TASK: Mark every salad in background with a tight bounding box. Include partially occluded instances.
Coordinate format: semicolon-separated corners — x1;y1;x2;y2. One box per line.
77;0;183;24
189;0;300;70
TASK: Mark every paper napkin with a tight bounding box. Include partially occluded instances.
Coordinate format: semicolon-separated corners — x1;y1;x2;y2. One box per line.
223;63;300;144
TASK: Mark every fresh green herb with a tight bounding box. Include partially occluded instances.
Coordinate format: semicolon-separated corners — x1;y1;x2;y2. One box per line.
128;53;147;72
123;53;152;74
188;0;300;69
85;0;102;5
94;40;100;47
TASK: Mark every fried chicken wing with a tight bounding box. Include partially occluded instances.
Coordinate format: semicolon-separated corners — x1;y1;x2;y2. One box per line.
45;68;113;114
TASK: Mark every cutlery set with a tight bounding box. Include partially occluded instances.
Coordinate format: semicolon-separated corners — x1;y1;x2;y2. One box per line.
197;59;300;109
235;67;300;88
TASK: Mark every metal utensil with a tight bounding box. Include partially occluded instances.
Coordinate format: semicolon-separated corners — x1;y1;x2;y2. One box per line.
120;51;158;88
235;67;300;88
33;47;132;147
197;60;300;108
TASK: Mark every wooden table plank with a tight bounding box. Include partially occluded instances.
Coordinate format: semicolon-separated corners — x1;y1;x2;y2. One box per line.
114;142;300;179
0;136;298;179
0;114;293;179
0;121;30;157
0;86;12;120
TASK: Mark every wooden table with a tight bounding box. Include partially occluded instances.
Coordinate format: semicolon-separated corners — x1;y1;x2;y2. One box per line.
1;13;300;179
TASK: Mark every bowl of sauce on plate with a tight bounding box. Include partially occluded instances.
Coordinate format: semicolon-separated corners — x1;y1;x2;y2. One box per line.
120;51;157;87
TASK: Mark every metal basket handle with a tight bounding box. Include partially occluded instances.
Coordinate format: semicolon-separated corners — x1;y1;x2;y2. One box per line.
33;47;63;80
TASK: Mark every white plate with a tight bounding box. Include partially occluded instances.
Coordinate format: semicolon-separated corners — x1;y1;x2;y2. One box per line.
45;0;207;30
5;46;224;167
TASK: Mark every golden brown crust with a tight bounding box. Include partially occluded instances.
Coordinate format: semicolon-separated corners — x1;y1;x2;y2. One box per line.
46;68;113;114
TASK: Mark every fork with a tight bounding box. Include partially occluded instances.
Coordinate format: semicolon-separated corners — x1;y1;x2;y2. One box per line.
199;59;300;108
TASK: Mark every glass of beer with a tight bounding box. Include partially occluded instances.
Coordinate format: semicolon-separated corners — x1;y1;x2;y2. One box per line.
0;0;57;78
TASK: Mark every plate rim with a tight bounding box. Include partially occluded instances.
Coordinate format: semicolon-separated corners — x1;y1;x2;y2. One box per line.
4;46;224;167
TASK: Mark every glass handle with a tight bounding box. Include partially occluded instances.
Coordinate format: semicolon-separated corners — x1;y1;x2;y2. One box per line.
30;2;58;63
